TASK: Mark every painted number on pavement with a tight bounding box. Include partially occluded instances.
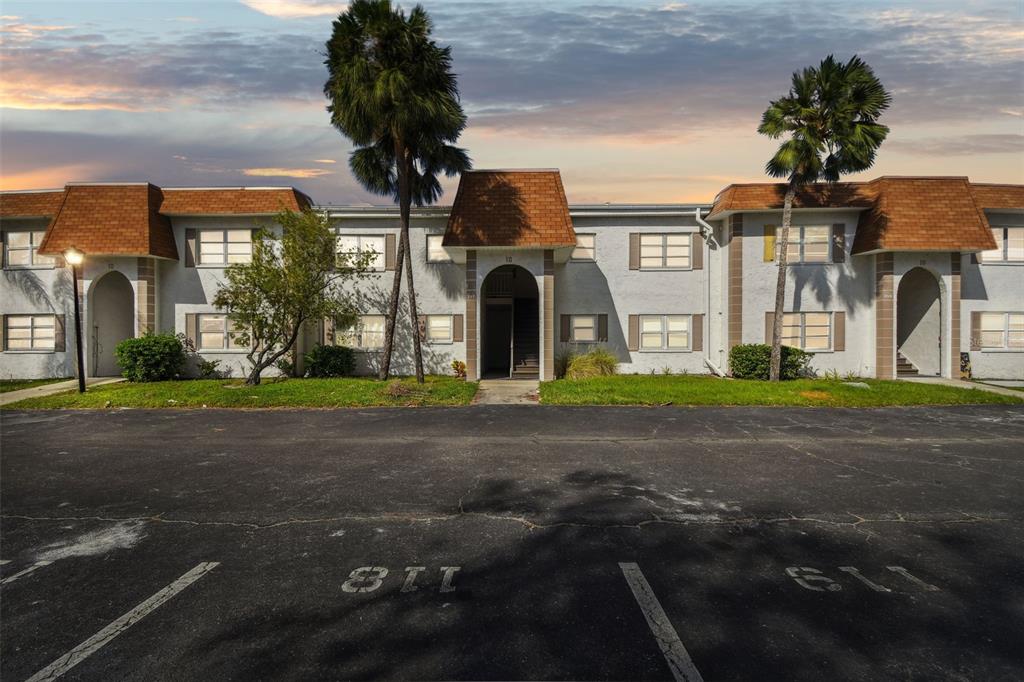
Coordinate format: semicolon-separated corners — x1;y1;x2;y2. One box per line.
786;565;940;593
342;566;461;594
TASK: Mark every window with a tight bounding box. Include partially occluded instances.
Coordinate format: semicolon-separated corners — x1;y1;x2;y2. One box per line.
979;312;1024;349
785;226;830;263
4;231;54;268
339;315;386;349
640;233;690;269
198;314;245;350
572;234;595;260
980;227;1024;263
426;315;453;343
781;312;832;351
200;229;252;265
338;234;386;271
5;314;55;350
426;234;451;263
639;315;690;350
570;315;597;342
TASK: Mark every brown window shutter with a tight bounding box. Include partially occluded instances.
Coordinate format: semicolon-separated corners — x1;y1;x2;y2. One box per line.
628;315;639;351
54;314;66;352
0;231;5;267
691;233;703;270
763;225;776;261
0;315;6;352
452;314;464;342
765;311;774;344
184;229;197;267
832;224;846;263
597;314;608;342
970;311;981;351
418;314;427;341
628;233;640;270
385;234;397;271
185;314;198;349
560;314;571;342
833;311;845;351
323;318;335;345
691;314;703;352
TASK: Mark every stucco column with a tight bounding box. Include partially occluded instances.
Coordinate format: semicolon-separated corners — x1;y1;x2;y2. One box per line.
465;250;478;381
875;253;894;379
950;253;961;379
543;249;554;381
727;214;744;355
136;257;156;335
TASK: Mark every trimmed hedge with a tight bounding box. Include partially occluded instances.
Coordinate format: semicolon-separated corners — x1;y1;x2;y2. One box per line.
729;343;811;380
114;333;187;382
304;344;356;377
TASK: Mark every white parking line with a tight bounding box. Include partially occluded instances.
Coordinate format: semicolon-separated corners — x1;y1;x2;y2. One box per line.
0;560;53;586
26;562;219;682
619;562;705;682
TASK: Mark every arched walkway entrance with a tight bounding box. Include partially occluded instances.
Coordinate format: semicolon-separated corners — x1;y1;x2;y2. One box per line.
896;267;942;376
481;265;539;378
89;271;134;376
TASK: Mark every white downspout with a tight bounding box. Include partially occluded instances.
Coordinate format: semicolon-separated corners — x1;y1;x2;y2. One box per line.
695;208;725;377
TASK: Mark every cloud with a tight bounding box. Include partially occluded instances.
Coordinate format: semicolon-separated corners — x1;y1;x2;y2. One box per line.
239;0;346;19
887;134;1024;156
242;167;334;178
313;158;336;163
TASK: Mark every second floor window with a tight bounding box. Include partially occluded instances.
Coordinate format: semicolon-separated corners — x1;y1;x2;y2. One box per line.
640;234;689;269
572;234;595;260
338;314;386;349
199;314;245;350
980;227;1024;263
781;312;832;350
200;229;252;265
4;230;54;268
785;226;830;263
426;234;452;263
338;234;385;271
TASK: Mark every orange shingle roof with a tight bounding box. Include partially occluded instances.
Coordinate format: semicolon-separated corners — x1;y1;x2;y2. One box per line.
708;182;874;218
159;187;311;214
970;183;1024;211
0;190;66;218
444;170;576;248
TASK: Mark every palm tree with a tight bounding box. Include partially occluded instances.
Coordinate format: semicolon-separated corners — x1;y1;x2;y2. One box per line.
758;55;891;381
324;0;471;382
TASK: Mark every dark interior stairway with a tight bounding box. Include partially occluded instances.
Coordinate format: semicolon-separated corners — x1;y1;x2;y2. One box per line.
896;351;919;377
511;298;539;379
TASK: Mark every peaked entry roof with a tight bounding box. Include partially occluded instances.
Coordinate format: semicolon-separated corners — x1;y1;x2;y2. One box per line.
443;170;576;248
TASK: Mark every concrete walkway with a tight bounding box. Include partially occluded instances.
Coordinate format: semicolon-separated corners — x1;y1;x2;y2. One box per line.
899;376;1024;400
473;378;540;405
0;377;124;407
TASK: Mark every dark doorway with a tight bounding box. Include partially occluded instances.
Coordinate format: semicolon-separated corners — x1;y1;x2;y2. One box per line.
481;265;539;379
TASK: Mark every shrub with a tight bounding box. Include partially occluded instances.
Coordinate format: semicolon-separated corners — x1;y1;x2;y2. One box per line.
451;360;466;378
565;347;619;379
304;344;356;378
729;343;811;380
114;333;187;382
554;345;580;379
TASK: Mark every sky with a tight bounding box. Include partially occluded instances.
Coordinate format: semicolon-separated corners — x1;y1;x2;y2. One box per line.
1;0;1022;205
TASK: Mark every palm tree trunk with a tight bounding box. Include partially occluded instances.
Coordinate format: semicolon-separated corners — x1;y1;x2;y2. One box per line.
402;226;425;383
377;224;405;380
769;184;796;381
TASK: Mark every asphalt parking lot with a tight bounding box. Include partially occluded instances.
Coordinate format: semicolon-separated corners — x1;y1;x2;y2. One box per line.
2;405;1023;681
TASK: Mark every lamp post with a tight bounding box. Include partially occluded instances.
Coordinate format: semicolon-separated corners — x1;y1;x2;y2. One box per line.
63;247;86;393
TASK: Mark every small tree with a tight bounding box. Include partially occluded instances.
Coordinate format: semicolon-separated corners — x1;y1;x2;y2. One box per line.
213;209;370;385
758;55;891;380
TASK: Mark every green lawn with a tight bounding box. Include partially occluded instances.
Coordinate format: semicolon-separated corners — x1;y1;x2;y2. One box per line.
0;377;71;393
4;376;478;409
540;375;1024;407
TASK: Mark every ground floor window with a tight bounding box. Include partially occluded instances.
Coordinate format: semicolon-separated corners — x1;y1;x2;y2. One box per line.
5;314;55;350
339;315;386;349
426;315;453;343
979;312;1024;349
640;315;689;350
570;315;597;342
199;314;245;350
782;312;831;351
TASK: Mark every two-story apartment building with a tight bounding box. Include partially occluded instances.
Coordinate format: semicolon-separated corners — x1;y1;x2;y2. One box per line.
1;170;1022;382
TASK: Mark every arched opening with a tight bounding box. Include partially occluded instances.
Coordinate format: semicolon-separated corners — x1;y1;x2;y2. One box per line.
480;265;539;379
89;271;134;376
896;267;942;377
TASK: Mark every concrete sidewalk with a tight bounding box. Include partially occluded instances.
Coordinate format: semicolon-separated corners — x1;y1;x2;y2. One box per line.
0;377;124;407
472;378;539;405
899;376;1024;399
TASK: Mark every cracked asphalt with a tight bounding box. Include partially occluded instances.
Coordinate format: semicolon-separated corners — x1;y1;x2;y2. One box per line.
2;405;1023;681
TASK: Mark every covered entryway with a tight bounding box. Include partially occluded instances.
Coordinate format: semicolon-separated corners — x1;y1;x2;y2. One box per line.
481;265;539;378
89;271;134;376
896;267;942;377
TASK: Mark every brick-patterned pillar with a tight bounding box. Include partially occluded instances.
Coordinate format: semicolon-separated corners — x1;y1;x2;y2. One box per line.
950;253;961;379
543;250;554;381
875;253;894;379
465;250;477;381
136;257;156;335
727;214;744;358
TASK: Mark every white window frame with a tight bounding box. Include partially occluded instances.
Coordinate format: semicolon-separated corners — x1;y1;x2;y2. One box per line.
781;311;833;352
979;227;1024;264
198;313;246;351
199;229;252;266
425;314;453;343
571;234;596;261
338;234;386;271
785;226;831;264
978;312;1024;351
339;314;386;350
5;314;56;351
639;314;691;351
4;230;54;269
425;234;452;263
639;233;690;270
569;314;597;343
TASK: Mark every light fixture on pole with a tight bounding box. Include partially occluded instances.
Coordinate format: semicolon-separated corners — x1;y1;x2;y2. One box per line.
63;247;86;393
